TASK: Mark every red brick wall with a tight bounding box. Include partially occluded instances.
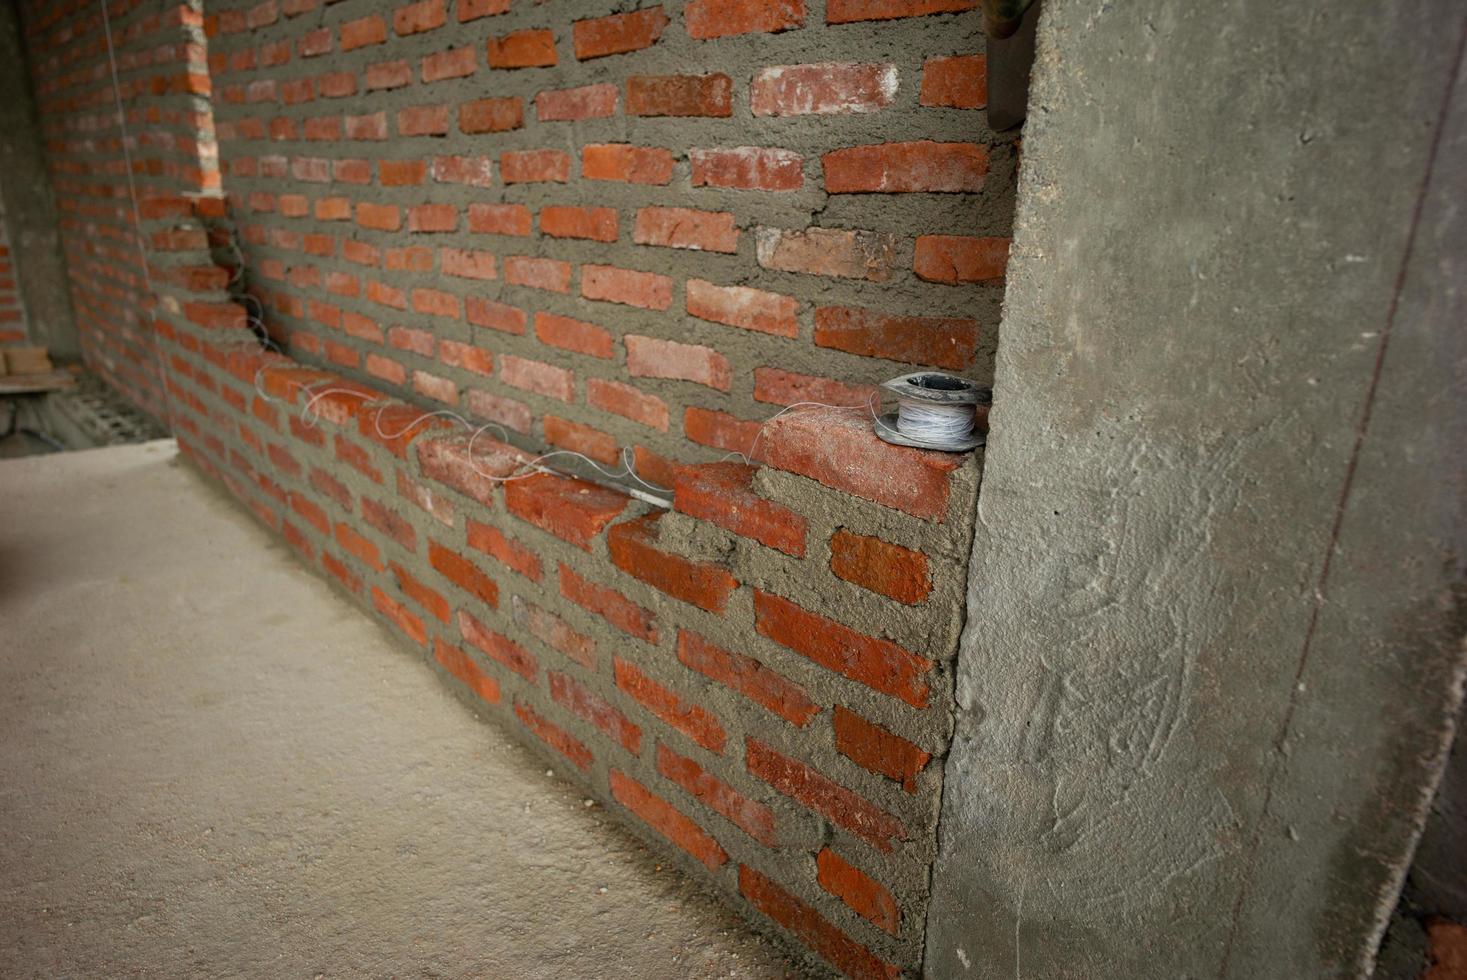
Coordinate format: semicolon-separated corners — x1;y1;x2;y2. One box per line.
0;188;26;342
19;1;1014;976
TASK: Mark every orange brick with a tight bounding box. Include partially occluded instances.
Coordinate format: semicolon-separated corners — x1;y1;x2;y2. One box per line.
913;234;1010;284
920;53;987;108
685;0;804;38
746;738;905;852
739;865;900;980
607;514;738;613
829;529;932;604
435;637;501;704
615;657;726;752
487;28;558;68
824;140;988;193
627;73;731;117
677;629;819;727
573;7;669;60
816;848;900;935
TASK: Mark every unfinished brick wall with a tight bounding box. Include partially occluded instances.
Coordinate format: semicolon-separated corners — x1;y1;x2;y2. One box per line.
19;1;1013;976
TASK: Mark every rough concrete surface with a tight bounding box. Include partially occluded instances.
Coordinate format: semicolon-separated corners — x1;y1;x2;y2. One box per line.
926;1;1467;977
0;442;800;979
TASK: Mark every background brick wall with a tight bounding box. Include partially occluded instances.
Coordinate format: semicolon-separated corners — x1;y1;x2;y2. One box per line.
0;183;27;342
17;1;1014;976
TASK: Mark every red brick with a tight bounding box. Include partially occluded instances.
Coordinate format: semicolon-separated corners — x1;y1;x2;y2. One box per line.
459;96;524;133
739;865;899;980
611;769;726;869
913;234;1010;284
367;59;412;90
467;519;543;581
392;562;451;623
487;28;558;68
435;637;501;704
340;14;386;50
582;144;674;185
751;62;897;116
430;541;500;607
824;140;987;193
535;312;613;359
540;205;618;242
626;336;730;390
373;586;427;646
544;416;619;465
814;304;977;370
385;246;435;271
516;700;592;770
418;370;462;403
754;590;931;707
441;248;497;281
536;83;617;122
467;297;528;335
335;158;373;183
573;7;669;60
581;265;672;310
549;671;641;754
422;45;476;82
677;629;819;727
505;472;628;549
338;436;384;483
672;463;806;556
608;514;738;613
356;202;401;232
380;158;427;185
829;529;931;605
323;551;362;594
394;0;444;34
433;154;494;187
755;226;896;281
289;492;329;534
512;596;594;667
362;496;418;550
501;148;570;184
299;29;331;57
368;355;406;384
458;0;510;21
468;203;532;236
397;104;450;138
683;407;759;456
634;206;738;253
411;287;461;319
686;279;797;337
560;564;657;643
685;0;804;38
827;0;976;21
627;74;732;117
614;658;725;752
459;609;536;680
920;53;987;108
311;467;353;510
832;705;931;793
587;378;668;432
398;469;455;526
499;354;573;401
335;521;384;571
408;203;458;232
658;743;775;847
505;256;572;293
746;738;905;852
690;146;802;191
417;433;527;507
816;848;900;935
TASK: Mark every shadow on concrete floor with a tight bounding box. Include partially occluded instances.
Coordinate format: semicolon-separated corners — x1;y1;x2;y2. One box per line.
0;441;804;979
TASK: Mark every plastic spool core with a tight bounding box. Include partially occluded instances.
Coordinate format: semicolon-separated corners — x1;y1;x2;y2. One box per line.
872;371;989;453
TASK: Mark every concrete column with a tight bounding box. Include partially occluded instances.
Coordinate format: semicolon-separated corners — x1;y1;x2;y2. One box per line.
0;0;77;358
925;1;1467;977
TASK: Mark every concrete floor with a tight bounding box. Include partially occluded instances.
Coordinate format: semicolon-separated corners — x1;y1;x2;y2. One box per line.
0;442;800;979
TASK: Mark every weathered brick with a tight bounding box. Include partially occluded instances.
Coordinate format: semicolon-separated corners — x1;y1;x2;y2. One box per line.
535;312;613;359
512;595;595;667
672;462;806;556
417;433;526;507
626;336;730;390
501;148;571;183
751;63;897;116
466;297;528;335
920;53;987;108
608;514;738;613
459;96;524;133
499;354;574;401
362;496;418;551
408;203;458;232
544;416;619;465
687;279;798;337
394;0;444;35
441;248;497;281
824;140;988;193
549;671;641;753
582;144;675;185
745;739;905;852
913;234;1010;284
459;609;537;680
816;848;900;935
739;865;900;980
614;657;725;753
634;207;739;253
573;7;669;60
826;0;977;22
587;378;668;432
505;472;628;550
610;770;726;870
435;637;501;704
754;590;931;707
690;146;803;191
755;226;897;281
433;154;494;187
422;45;476;82
468;203;532;236
458;0;510;22
536;83;618;122
814;304;978;370
581;265;672;310
832;705;931;792
683;407;759;456
516;700;592;770
505;256;573;293
560;563;657;643
627;74;732;117
540;205;618;243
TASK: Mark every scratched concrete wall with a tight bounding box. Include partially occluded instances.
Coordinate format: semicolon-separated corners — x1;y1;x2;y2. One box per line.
925;1;1467;978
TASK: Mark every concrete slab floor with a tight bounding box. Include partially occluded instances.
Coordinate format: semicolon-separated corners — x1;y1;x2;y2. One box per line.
0;441;802;979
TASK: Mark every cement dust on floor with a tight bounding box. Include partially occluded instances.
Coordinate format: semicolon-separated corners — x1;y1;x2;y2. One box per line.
0;441;802;979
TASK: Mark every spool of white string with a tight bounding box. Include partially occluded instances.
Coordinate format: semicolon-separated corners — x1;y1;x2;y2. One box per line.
895;397;975;446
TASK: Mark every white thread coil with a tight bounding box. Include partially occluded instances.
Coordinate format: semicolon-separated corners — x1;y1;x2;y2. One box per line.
895;397;976;447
